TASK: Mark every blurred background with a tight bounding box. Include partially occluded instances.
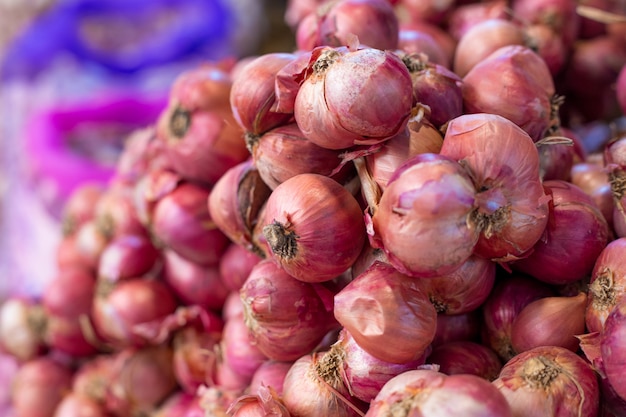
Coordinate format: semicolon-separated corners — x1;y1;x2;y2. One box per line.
0;0;293;302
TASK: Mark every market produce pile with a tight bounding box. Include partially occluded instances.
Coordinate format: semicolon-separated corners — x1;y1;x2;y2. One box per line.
2;0;626;415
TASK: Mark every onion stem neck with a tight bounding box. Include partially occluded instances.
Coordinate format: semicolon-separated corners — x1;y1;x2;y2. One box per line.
522;356;560;389
169;106;191;139
263;221;299;261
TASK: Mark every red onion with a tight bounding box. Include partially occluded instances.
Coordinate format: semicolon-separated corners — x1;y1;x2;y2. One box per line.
511;0;581;47
493;346;600;417
398;21;456;67
281;352;366;417
0;297;46;362
461;46;559;142
73;220;110;272
304;0;399;51
220;314;268;382
156;64;249;185
446;0;509;41
152;391;196;417
73;354;115;404
334;328;427;403
248;360;293;396
248;123;346;190
510;292;588;353
370;153;479;277
226;385;291;417
113;126;171;187
56;233;95;272
11;356;73;417
397;27;450;67
511;180;609;285
440;113;550;262
285;0;329;28
162;249;229;311
61;183;104;236
230;52;296;136
523;24;567;76
570;161;614;228
586;237;626;333
218;244;263;292
414;254;496;315
53;393;109;417
94;184;146;239
427;340;502;381
601;295;626;404
432;310;482;347
481;273;556;361
289;45;413;150
334;261;437;363
366;368;513;416
223;291;245;322
259;173;366;282
453;18;526;78
42;267;98;356
400;54;463;128
91;278;178;347
240;259;338;361
396;0;455;25
172;325;220;394
132;166;182;228
97;233;161;283
207;159;272;255
105;346;178;417
151;181;230;266
537;135;576;181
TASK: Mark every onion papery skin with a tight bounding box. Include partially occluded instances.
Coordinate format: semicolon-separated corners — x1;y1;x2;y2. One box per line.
94;184;146;240
365;369;513;417
510;292;588;353
11;356;73;417
601;295;626;404
440;113;550;262
398;21;456;67
172;326;221;394
481;273;556;362
314;0;400;51
397;27;450;67
335;328;427;403
207;159;272;256
334;261;437;364
370;153;479;278
453;18;526;78
427;340;502;381
511;0;581;48
511;180;609;285
249;123;345;190
523;24;567;77
260;173;366;283
493;346;600;417
240;259;338;361
281;352;366;417
586;237;626;333
414;254;496;315
226;385;291;417
97;234;161;283
230;52;296;135
293;46;413;150
151;181;230;267
91;279;178;348
73;354;115;404
162;249;229;311
461;46;558;143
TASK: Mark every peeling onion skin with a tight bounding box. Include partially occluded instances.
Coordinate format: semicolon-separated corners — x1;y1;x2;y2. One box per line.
440;113;550;262
294;46;414;150
260;173;366;283
365;369;513;417
334;261;437;364
585;238;626;333
493;346;600;417
370;153;479;278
